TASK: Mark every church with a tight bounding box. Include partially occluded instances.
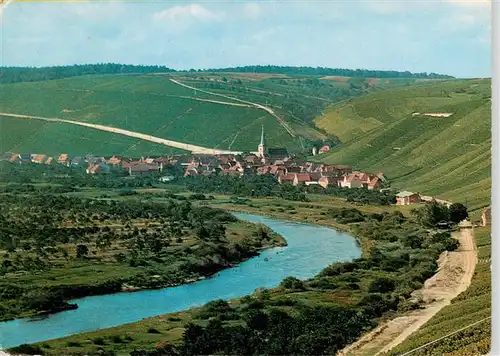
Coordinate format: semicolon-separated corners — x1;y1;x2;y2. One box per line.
254;125;290;162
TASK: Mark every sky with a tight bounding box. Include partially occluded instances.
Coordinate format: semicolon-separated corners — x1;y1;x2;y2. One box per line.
0;0;492;78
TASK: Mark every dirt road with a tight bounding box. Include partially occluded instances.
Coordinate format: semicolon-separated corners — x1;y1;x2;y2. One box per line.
337;226;477;356
169;78;296;137
0;112;243;155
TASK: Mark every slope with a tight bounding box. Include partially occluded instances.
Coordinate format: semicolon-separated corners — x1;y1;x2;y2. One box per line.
314;79;491;211
0;74;301;156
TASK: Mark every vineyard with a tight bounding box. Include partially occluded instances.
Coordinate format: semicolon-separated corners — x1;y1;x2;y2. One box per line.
315;79;491;211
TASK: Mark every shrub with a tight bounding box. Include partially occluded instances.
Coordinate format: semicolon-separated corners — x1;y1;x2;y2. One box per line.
368;277;396;293
147;327;161;334
92;337;106;345
280;276;306;290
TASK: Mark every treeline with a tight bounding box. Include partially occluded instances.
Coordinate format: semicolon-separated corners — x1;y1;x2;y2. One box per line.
0;64;453;86
201;65;454;79
0;64;176;84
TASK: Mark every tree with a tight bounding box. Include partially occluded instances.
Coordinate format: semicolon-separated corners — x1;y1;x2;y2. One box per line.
449;203;468;223
76;244;89;258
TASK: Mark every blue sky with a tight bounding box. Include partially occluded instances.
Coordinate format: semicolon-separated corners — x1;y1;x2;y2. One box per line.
0;0;491;78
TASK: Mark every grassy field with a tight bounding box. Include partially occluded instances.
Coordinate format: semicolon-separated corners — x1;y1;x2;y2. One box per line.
388;226;491;355
314;79;491;212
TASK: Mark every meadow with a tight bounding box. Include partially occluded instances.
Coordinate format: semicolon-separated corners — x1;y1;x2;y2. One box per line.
314;79;491;211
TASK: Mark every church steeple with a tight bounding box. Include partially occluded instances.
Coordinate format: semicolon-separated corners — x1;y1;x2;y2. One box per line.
258;125;265;158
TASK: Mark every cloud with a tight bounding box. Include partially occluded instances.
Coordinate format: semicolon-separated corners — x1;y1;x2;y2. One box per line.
153;4;222;23
243;3;260;19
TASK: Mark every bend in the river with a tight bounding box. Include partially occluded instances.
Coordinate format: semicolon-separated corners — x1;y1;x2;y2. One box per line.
0;213;360;349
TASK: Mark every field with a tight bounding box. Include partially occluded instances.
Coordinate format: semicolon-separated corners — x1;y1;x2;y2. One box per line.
314;79;491;211
389;226;491;355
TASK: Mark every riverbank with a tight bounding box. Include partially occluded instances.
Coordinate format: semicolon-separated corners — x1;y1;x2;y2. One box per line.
2;213;360;353
13;203;460;356
0;194;286;322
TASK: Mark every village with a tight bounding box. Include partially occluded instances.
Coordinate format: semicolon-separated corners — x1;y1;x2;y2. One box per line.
3;147;434;207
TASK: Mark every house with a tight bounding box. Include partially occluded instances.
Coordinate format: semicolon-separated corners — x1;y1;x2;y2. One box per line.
306;172;323;186
32;154;47;164
318;176;342;189
45;157;54;165
340;175;363;189
8;153;21;164
278;173;295;185
368;176;383;190
128;163;160;176
318;145;330;154
482;206;491;227
107;156;122;166
396;191;421;205
57;154;69;165
294;173;311;186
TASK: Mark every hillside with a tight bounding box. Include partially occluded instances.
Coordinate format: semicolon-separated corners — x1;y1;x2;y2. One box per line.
0;70;437;157
0;74;303;156
314;79;491;211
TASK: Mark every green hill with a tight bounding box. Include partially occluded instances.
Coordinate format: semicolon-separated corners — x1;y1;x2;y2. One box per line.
0;74;304;156
314;79;491;211
0;69;435;157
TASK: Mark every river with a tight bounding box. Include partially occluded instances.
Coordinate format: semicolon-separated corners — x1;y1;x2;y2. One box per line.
0;213;361;349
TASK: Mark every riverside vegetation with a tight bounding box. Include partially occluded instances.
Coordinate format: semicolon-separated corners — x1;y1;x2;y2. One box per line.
0;190;285;322
15;196;465;356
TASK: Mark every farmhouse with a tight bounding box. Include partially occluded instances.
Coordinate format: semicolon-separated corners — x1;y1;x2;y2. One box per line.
396;191;421;205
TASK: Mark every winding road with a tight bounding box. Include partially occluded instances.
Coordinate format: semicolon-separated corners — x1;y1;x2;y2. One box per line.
169;78;297;137
0;112;243;155
337;224;477;356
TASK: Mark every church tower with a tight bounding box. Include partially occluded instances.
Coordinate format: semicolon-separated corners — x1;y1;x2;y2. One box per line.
257;125;265;158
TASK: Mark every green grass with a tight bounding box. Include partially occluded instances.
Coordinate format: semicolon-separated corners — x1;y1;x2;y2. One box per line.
314;79;491;210
0;116;177;157
388;226;491;355
0;74;302;155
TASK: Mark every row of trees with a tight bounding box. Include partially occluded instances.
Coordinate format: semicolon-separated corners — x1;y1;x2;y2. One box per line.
202;65;454;79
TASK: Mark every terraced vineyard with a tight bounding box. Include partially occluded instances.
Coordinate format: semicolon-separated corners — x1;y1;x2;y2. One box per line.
0;74;303;156
314;79;491;211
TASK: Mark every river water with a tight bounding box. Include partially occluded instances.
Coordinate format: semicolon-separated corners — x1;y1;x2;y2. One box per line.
0;213;360;349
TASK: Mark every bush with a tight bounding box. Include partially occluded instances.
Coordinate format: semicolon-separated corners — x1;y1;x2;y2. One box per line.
368;277;396;293
9;344;44;355
92;337;106;345
280;276;306;290
147;327;161;334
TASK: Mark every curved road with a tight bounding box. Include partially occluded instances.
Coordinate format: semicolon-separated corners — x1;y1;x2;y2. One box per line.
0;112;243;155
337;225;477;356
169;78;296;137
